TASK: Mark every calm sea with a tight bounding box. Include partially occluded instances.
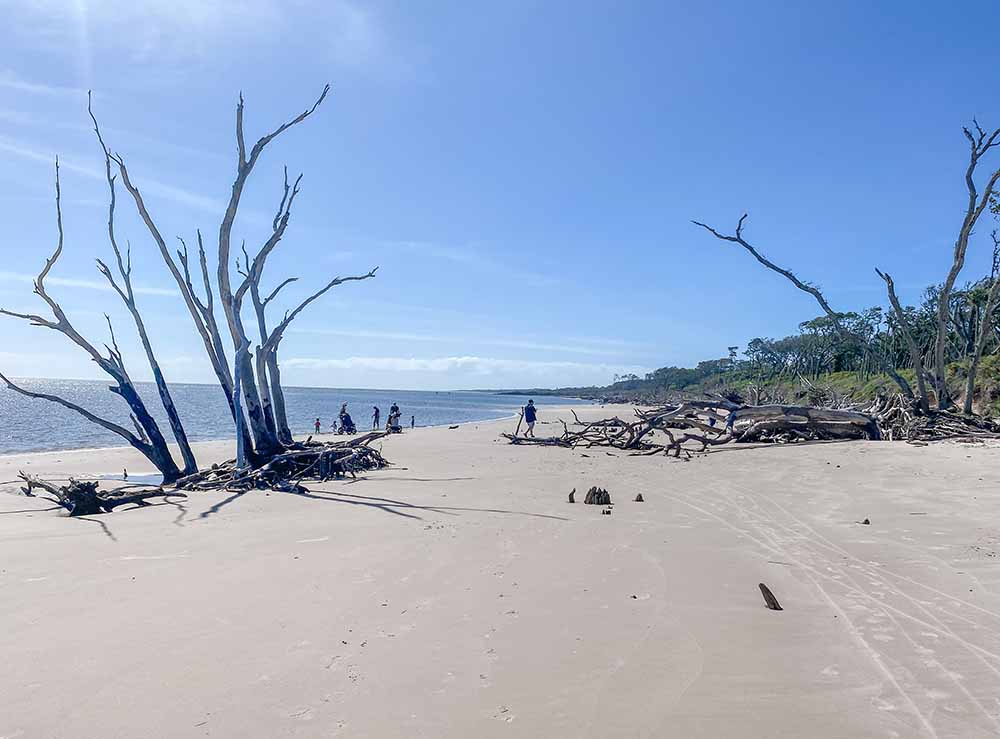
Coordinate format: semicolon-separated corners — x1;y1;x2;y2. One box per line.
0;379;587;455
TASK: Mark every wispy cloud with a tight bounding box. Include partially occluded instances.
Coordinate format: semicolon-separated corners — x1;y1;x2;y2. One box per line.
0;69;87;97
7;1;399;73
283;355;650;377
288;326;643;357
0;271;177;297
0;107;225;162
0;136;223;212
383;240;558;287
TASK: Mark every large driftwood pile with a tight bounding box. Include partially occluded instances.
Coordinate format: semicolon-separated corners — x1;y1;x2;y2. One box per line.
177;433;389;493
14;433;390;515
504;399;881;457
865;394;1000;441
507;393;1000;455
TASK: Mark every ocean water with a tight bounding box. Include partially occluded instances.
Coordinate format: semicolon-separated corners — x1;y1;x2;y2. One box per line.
0;378;586;455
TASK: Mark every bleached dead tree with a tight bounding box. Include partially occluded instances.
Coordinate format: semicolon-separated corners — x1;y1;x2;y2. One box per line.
0;161;186;483
106;85;376;463
231;168;378;443
875;268;931;413
962;230;1000;414
932;121;1000;409
693;214;917;400
89;96;197;475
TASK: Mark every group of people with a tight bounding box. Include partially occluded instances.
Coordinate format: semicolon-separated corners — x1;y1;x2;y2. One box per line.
312;402;415;436
310;399;540;438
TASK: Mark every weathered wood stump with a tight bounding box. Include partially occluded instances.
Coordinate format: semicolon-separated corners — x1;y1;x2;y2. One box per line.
584;486;611;505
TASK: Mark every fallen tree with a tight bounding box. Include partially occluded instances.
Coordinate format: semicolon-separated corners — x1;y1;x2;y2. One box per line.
504;400;882;456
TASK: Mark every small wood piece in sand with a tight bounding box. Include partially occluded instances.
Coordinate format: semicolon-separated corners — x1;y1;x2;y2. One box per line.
860;517;870;525
583;486;611;505
568;488;575;503
634;493;644;502
602;507;612;515
758;583;783;611
448;425;460;430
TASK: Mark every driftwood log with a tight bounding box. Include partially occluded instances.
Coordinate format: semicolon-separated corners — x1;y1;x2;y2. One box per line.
18;473;186;517
731;405;880;442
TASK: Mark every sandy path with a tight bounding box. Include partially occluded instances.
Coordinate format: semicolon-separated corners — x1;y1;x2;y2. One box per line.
2;406;1000;737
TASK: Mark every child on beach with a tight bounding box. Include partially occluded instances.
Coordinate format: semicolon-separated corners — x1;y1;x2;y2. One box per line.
314;418;321;434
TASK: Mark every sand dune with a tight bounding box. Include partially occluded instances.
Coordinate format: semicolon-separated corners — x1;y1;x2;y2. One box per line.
2;405;1000;737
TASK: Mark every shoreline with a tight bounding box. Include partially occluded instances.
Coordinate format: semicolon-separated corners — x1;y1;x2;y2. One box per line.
0;404;577;463
0;404;585;483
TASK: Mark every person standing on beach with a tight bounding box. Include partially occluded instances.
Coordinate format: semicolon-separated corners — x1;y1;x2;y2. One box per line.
411;414;415;429
523;399;537;437
314;418;321;434
373;406;380;430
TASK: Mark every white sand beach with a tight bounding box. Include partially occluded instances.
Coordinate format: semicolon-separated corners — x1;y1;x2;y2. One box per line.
3;405;1000;738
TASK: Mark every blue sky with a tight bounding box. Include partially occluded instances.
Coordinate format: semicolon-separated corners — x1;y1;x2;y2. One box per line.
0;1;998;390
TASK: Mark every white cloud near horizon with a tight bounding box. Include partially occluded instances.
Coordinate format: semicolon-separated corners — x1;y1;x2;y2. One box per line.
283;355;650;378
288;326;646;357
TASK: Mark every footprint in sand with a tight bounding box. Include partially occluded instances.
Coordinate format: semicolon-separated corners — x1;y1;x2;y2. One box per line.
287;707;313;721
872;697;897;712
492;705;515;722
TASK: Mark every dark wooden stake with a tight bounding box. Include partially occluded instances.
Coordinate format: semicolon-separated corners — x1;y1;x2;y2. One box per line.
758;583;783;611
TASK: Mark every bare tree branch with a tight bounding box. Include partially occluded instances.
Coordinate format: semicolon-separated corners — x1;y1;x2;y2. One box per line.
0;372;145;449
216;88;329;458
89;93;197;474
264;268;379;351
964;230;1000;414
934;121;1000;408
263;277;298;307
694;214;916;399
876;269;930;413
